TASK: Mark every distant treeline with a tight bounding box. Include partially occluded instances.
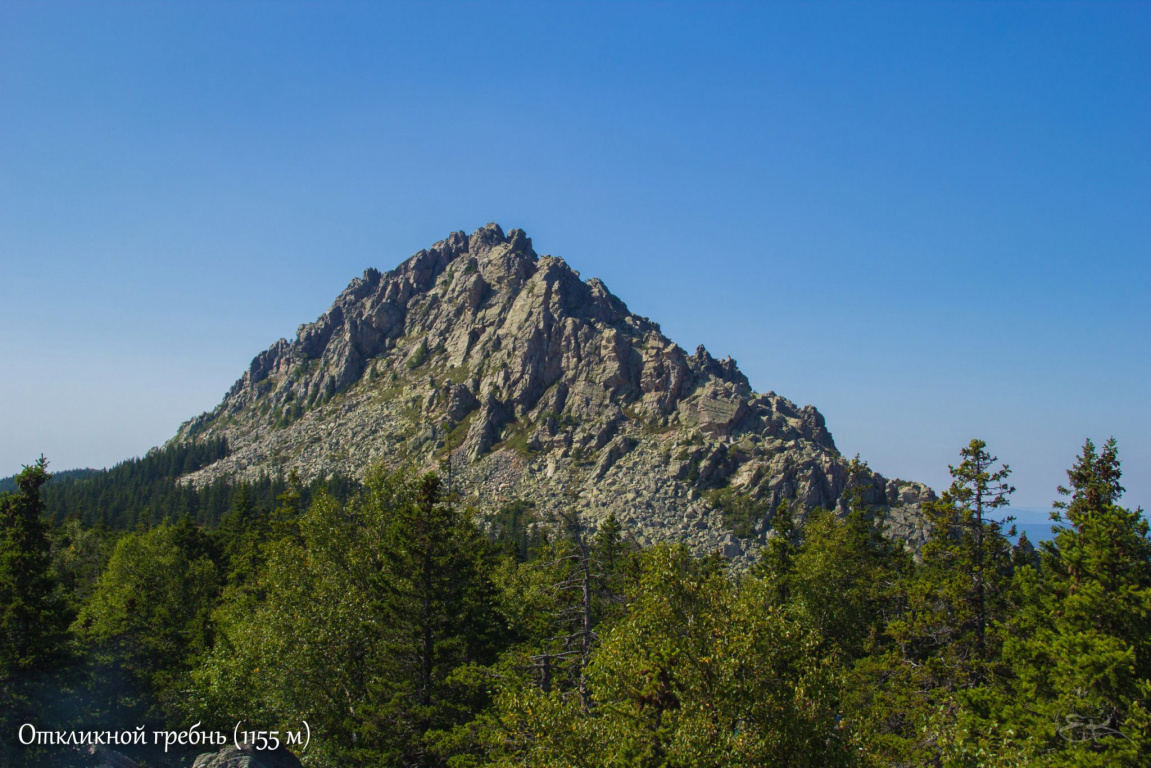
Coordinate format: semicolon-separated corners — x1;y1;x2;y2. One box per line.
3;438;357;530
0;467;100;494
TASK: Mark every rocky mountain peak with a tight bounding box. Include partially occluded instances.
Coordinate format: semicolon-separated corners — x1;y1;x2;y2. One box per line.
176;224;932;559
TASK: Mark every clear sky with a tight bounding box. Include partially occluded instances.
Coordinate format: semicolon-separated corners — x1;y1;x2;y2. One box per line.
1;1;1147;511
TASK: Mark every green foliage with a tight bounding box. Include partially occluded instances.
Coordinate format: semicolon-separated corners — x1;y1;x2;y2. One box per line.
538;409;579;431
0;458;69;767
706;485;770;538
291;358;321;379
0;458;65;679
73;522;219;706
401;394;424;422
189;492;378;763
482;545;852;767
445;363;472;385
32;437;354;531
757;499;797;605
440;411;477;459
988;438;1151;765
189;468;508;767
488;499;544;561
214;483;272;590
12;437;1151;767
501;422;539;457
918;439;1016;679
32;438;228;527
790;504;907;662
360;471;507;765
568;445;591;466
407;338;430;370
0;467;99;495
49;517;117;614
842;440;1020;764
272;400;305;429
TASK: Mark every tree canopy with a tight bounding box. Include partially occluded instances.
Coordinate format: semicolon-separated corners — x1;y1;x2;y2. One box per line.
4;438;1149;767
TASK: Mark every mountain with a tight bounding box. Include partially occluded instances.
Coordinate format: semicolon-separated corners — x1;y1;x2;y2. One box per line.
173;223;932;559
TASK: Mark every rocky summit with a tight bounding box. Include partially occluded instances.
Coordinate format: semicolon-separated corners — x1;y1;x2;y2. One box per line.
174;223;932;560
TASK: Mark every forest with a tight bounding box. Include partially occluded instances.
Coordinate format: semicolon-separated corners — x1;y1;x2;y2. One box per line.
0;437;1147;767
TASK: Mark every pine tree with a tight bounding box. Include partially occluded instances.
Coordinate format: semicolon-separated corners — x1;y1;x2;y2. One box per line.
519;508;636;708
269;468;304;541
590;512;636;626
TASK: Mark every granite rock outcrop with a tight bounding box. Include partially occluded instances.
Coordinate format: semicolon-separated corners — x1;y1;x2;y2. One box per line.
175;224;933;559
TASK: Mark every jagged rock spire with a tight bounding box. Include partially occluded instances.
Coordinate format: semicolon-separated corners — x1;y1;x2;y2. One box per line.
176;224;933;558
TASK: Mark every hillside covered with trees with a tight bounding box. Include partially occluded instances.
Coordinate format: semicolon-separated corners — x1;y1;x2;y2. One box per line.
1;437;1148;767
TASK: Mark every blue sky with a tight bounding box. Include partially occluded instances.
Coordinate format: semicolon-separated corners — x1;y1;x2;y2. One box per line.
1;1;1147;511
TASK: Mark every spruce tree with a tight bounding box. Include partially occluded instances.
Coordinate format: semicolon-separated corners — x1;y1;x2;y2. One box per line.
359;470;505;766
850;440;1016;764
919;438;1015;680
0;457;62;678
0;458;65;767
215;482;269;589
757;499;796;606
1002;438;1151;764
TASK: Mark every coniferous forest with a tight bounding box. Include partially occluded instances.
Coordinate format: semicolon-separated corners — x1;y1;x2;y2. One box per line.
1;437;1148;767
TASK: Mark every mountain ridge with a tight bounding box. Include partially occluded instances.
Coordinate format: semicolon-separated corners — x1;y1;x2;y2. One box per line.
172;223;933;559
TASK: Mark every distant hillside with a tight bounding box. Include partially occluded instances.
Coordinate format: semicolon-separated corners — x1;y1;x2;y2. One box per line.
0;466;101;494
3;438;356;529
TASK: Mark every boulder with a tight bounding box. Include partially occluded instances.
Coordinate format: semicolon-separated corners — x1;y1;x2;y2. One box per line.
191;744;304;768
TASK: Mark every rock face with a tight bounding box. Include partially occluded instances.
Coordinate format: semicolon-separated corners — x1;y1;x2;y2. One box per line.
191;745;304;768
86;745;139;768
174;223;933;559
